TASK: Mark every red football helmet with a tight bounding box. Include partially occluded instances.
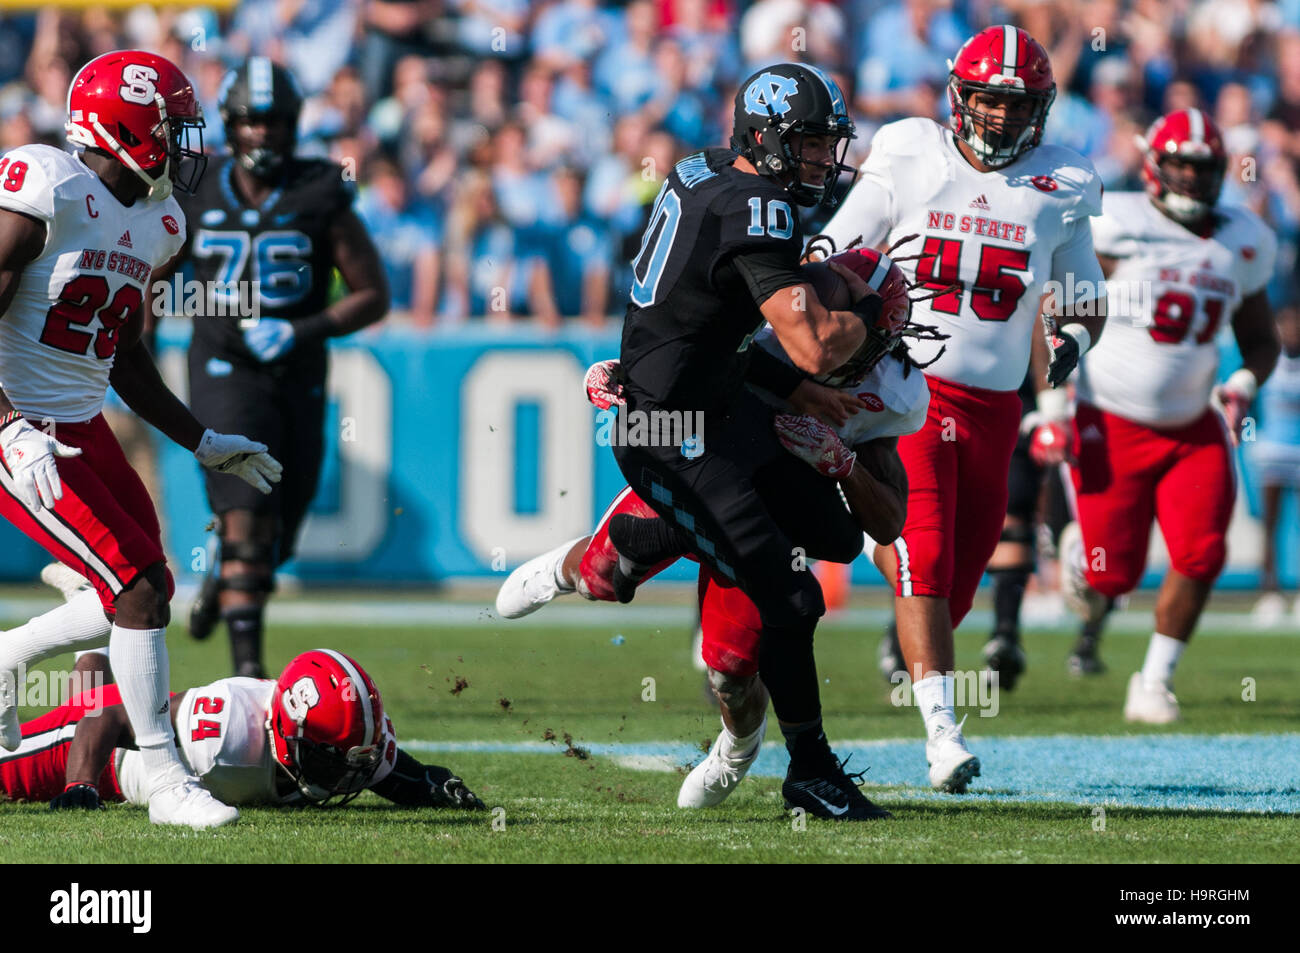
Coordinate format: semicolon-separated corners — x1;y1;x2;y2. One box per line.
1138;108;1227;223
268;649;389;805
817;247;912;387
947;25;1055;168
65;50;206;202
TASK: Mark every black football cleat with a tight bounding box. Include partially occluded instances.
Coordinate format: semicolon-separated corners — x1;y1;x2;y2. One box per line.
982;633;1026;691
878;620;905;684
188;570;221;641
783;740;891;821
1067;634;1106;676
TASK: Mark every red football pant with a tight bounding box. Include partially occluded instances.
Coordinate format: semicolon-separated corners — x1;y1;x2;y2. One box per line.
891;375;1022;627
580;487;759;676
1070;404;1235;597
0;685;125;802
0;414;173;613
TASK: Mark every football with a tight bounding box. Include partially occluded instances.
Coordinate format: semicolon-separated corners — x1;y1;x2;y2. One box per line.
801;258;854;310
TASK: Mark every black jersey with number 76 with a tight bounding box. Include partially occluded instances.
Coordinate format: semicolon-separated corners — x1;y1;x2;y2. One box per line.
176;155;355;362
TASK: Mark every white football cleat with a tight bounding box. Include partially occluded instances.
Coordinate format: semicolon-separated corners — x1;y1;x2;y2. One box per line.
149;776;240;829
1123;672;1181;724
926;717;981;793
494;537;583;619
0;670;20;751
1250;591;1286;625
678;717;766;808
1059;522;1109;625
41;562;91;602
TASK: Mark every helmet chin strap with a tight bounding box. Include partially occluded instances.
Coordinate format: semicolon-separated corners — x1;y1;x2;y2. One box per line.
86;115;173;202
1158;190;1210;222
964;123;1034;168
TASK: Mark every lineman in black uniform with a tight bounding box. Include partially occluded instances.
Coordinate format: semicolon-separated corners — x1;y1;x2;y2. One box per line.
180;59;389;676
609;63;891;819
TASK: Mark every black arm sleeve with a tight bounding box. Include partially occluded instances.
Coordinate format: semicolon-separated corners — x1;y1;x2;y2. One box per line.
368;748;486;810
731;246;807;306
746;343;807;399
370;749;440;806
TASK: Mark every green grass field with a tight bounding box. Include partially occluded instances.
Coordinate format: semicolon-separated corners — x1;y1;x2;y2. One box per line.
2;600;1297;864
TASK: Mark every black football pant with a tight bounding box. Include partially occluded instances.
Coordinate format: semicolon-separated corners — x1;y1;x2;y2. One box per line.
612;391;862;723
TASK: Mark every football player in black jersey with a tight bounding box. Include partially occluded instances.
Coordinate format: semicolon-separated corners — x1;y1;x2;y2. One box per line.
179;59;389;677
608;64;892;819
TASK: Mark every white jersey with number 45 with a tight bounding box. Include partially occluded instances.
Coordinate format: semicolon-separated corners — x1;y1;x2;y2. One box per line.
0;144;186;423
1076;191;1277;428
822;117;1104;392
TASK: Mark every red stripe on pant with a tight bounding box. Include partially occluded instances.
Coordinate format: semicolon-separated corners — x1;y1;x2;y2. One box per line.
0;685;125;802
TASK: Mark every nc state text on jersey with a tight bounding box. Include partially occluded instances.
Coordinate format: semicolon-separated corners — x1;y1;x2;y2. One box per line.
926;210;1028;244
77;247;151;283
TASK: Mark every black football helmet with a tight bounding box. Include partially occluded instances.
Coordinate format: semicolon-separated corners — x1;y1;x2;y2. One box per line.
218;57;303;179
731;63;856;208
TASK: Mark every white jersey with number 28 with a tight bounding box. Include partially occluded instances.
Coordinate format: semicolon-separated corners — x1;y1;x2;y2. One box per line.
0;145;186;422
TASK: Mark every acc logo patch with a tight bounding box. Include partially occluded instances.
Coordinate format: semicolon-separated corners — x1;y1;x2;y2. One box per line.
1031;175;1058;192
282;676;321;723
1242;246;1256;261
858;392;885;412
744;72;800;117
162;214;179;234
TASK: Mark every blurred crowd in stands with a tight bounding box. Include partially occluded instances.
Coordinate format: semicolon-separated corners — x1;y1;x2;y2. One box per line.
1;0;1298;327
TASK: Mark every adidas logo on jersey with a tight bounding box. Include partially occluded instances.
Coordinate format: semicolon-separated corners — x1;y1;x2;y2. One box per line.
117;230;133;248
969;194;990;210
1080;423;1103;442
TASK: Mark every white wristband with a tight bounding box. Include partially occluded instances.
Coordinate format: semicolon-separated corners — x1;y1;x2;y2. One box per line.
1035;386;1069;421
1225;367;1258;402
1060;323;1092;355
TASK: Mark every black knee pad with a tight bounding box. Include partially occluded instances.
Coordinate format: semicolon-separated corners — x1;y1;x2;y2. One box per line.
997;523;1037;572
218;539;277;594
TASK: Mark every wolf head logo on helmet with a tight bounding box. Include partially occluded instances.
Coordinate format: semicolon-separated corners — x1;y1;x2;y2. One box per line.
731;63;857;208
218;57;304;180
65;50;206;202
947;25;1056;169
1137;108;1227;224
268;649;389;806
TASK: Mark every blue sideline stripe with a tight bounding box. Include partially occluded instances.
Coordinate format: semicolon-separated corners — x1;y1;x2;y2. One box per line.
402;734;1300;814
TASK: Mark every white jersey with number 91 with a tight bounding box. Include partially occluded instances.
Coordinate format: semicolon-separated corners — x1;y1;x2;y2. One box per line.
1076;191;1277;428
0;144;186;423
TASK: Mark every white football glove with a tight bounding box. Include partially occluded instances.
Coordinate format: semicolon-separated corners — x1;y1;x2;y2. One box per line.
194;429;283;494
0;417;82;511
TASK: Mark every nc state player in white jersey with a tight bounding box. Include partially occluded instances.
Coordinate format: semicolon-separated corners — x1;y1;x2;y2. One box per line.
0;636;484;813
1049;109;1280;723
821;25;1108;793
0;51;282;829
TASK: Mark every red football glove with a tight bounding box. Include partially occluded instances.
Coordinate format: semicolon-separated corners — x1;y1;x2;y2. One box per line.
1213;384;1252;446
1028;419;1072;466
773;413;857;479
584;359;625;410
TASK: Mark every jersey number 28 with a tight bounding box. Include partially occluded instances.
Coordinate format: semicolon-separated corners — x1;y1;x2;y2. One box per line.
39;276;142;360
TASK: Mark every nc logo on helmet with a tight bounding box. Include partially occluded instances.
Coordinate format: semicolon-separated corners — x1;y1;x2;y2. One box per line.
282;675;320;723
744;72;800;118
